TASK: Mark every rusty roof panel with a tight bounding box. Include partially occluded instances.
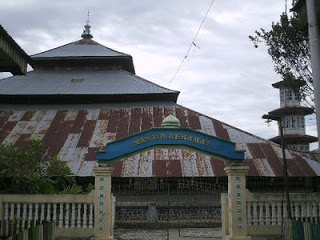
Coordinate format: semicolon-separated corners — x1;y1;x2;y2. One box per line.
259;143;283;176
181;149;199;177
196;153;214;177
176;108;188;128
152;160;167;177
187;110;201;130
199;116;216;136
304;157;320;175
247;143;265;159
15;134;31;148
121;155;140;177
89;120;109;148
137;150;153;177
168;149;183;161
212;120;229;141
153;107;164;127
20;111;35;121
64;110;78;121
1;104;320;177
227;127;264;144
155;148;169;160
236;143;253;159
3;121;28;145
8;110;24;122
129;108;142;135
210;158;227;176
141;108;153;131
167;160;182;177
244;160;259;176
70;110;86;133
22;120;38;134
0;113;10;131
77;120;96;147
292;154;317;176
115;110;129;139
252;158;275;176
111;161;123;177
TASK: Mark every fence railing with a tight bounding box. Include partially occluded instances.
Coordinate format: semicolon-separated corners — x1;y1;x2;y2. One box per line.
0;192;95;238
247;192;320;227
222;192;320;239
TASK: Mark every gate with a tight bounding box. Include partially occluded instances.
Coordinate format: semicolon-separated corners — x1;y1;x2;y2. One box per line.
113;177;225;239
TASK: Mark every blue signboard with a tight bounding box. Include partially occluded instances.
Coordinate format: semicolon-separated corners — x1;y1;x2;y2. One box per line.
96;128;244;163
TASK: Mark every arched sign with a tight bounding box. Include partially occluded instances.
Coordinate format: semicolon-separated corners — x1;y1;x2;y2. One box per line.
96;128;244;163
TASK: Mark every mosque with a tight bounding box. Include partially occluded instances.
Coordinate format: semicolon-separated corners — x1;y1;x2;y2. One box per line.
0;22;319;226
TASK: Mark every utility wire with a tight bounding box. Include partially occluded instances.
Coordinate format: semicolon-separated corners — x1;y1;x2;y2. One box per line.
169;0;215;84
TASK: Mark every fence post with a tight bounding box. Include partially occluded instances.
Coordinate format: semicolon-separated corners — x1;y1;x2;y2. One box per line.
224;165;251;240
92;164;114;240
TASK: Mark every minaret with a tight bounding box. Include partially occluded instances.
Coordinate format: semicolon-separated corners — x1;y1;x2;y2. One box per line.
265;74;317;151
81;11;93;39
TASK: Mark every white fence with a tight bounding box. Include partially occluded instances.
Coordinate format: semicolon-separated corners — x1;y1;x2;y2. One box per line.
222;191;320;239
0;191;110;238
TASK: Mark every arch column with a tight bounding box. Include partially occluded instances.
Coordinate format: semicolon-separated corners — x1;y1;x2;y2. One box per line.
223;165;251;240
91;164;114;240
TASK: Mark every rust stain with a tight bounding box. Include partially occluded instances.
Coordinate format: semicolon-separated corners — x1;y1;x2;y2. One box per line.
141;108;153;131
187;110;201;130
129;108;141;135
153;160;167;177
259;143;283;176
77;120;96;147
116;110;129;139
98;109;110;120
20;111;35;121
106;109;118;132
212;119;229;141
175;107;188;128
153;107;164;127
70;110;86;133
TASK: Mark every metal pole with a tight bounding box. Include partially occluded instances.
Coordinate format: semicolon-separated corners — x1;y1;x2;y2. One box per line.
279;118;292;219
306;0;320;151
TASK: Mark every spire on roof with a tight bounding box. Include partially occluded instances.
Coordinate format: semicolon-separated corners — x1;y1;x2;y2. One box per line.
81;11;93;39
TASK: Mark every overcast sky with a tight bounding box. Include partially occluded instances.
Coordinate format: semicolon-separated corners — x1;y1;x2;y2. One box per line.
0;0;317;148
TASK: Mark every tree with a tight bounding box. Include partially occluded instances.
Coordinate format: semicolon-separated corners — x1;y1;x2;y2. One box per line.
0;140;81;194
249;13;314;108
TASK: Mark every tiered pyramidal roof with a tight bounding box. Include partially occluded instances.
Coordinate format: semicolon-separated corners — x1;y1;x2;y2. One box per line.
0;23;319;177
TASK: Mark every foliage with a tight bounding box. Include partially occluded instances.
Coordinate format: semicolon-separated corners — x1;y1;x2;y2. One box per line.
0;140;81;194
249;13;314;108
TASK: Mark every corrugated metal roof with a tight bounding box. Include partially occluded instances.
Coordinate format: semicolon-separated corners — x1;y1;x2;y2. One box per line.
31;39;130;58
0;102;319;177
0;69;178;96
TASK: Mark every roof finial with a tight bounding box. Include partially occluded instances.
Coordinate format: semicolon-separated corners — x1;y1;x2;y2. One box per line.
81;11;93;39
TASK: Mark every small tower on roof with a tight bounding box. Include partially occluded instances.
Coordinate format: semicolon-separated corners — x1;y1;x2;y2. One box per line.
81;11;93;39
264;74;317;151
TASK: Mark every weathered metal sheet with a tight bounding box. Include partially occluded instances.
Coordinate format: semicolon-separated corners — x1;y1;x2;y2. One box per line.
8;110;24;122
227;127;264;144
181;149;199;177
212;120;229;141
303;157;320;176
260;143;284;176
235;143;253;159
137;150;153;177
196;153;214;177
0;105;319;177
3;121;27;145
252;158;275;177
199;115;216;136
89;120;109;148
